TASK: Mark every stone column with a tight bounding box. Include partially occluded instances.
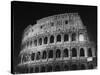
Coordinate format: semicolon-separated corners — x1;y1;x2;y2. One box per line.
54;34;56;44
76;31;79;42
69;32;71;42
21;55;23;64
85;47;88;57
77;47;80;59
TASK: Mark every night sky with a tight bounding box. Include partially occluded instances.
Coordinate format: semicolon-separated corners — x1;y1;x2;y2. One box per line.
11;1;97;73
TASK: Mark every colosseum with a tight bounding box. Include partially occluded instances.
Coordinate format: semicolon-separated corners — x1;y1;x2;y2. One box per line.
16;13;97;73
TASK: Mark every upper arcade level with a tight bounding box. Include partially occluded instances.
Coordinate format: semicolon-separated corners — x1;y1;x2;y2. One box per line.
22;13;86;44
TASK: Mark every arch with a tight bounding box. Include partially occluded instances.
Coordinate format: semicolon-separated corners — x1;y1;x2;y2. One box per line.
56;49;61;58
80;48;85;57
48;50;53;58
63;48;69;57
36;52;41;60
47;65;52;72
79;33;84;41
27;41;29;47
34;39;37;46
30;40;32;46
88;48;92;57
64;65;69;71
35;67;39;73
88;64;94;69
44;37;48;44
31;53;35;61
64;34;68;41
41;66;45;72
55;65;60;71
22;55;28;62
57;34;61;42
72;48;77;57
71;64;78;70
80;64;86;70
50;35;54;43
42;51;47;59
39;38;42;45
72;33;76;41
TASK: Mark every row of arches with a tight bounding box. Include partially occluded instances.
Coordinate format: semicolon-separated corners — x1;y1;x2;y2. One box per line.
26;63;94;73
22;32;83;49
22;47;93;62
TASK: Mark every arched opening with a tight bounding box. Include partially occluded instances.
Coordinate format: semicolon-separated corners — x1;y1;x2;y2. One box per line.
64;34;68;41
79;34;84;41
31;53;35;61
47;65;52;72
63;48;69;57
88;64;94;69
72;48;77;57
36;52;40;60
48;50;53;58
88;48;92;57
80;48;85;57
57;34;61;42
35;67;39;73
34;39;37;46
72;33;76;41
50;35;54;43
22;55;28;62
39;38;42;45
30;40;32;46
42;51;47;59
55;65;60;71
71;64;77;70
80;64;86;70
27;41;29;47
56;49;61;58
64;65;69;71
44;37;48;44
41;66;45;72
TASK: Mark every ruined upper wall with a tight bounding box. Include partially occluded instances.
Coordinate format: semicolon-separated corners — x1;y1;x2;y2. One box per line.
22;13;86;43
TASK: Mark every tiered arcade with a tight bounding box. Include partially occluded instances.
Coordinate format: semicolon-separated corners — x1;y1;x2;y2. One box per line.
17;13;96;73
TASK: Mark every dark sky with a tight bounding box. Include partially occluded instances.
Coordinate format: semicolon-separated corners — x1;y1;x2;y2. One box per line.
12;1;97;72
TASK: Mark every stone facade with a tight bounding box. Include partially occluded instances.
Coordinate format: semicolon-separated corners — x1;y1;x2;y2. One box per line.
17;13;97;73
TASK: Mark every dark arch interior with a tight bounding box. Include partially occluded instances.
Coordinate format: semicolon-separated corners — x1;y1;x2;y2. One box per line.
41;66;45;72
80;64;86;70
39;38;42;45
42;51;47;59
80;48;85;57
72;48;77;57
36;52;40;60
64;34;68;41
71;64;77;70
34;39;37;46
72;33;76;41
50;35;54;43
44;37;48;44
88;64;94;69
64;48;68;57
56;49;61;58
48;50;53;58
88;48;92;57
31;53;35;60
47;65;52;72
30;67;33;73
57;34;61;42
35;67;39;73
55;65;60;71
64;65;69;70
